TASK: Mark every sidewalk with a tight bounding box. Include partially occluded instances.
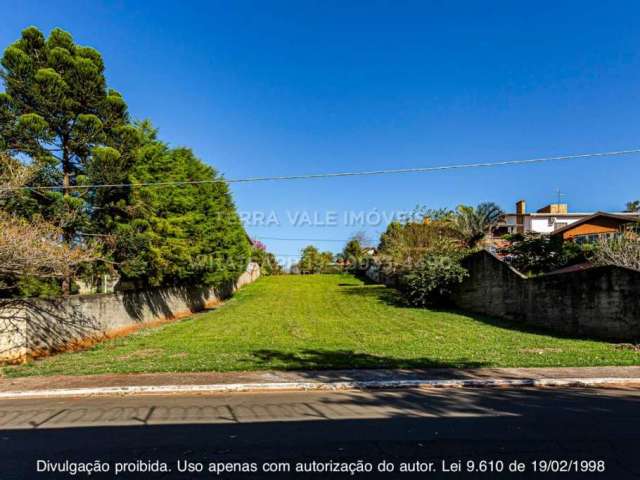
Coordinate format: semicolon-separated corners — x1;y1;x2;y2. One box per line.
2;366;640;398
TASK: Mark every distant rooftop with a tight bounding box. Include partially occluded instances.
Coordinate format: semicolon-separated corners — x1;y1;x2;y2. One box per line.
505;199;638;216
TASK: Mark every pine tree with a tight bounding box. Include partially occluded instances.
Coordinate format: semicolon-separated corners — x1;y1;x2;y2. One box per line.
0;27;135;239
1;27;250;292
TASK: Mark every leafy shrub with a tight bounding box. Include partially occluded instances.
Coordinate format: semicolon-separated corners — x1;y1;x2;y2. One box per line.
402;254;469;307
251;245;284;275
591;229;640;271
16;276;63;298
379;220;464;261
502;233;585;275
379;203;504;260
295;246;335;274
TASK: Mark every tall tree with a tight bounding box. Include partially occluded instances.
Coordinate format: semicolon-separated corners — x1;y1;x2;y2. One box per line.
107;122;250;288
0;27;135;236
298;246;334;274
342;238;362;262
298;245;320;274
341;237;365;271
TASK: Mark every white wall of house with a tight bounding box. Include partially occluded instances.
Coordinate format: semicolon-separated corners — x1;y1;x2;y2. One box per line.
528;215;582;233
502;214;585;234
501;201;638;236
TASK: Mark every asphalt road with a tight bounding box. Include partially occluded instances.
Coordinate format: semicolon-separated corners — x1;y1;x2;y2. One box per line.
0;387;639;479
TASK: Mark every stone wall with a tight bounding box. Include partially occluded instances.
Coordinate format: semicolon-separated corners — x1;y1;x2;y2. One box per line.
364;262;403;289
451;251;640;340
0;262;260;362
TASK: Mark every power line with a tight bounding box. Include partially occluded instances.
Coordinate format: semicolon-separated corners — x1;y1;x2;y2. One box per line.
3;148;639;192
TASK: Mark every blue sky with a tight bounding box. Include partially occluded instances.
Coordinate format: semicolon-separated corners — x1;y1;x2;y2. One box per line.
2;0;640;262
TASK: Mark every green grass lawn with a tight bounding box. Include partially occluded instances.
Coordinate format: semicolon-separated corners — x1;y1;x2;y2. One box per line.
3;274;639;377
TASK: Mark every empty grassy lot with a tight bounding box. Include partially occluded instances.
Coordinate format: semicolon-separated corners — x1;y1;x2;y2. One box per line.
3;274;639;377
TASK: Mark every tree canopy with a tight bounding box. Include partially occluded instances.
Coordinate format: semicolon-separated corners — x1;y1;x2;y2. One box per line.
250;240;284;276
342;238;362;262
298;246;334;274
0;27;136;239
453;202;504;248
378;202;504;264
0;27;251;294
626;200;640;213
99;122;250;288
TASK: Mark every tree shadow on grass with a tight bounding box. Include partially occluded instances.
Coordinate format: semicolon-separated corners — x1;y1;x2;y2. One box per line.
338;284;409;307
250;349;487;376
336;271;379;286
338;282;616;342
0;282;237;365
450;310;618;341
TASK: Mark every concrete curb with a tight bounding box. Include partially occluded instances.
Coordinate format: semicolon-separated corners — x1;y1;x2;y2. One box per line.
1;377;639;399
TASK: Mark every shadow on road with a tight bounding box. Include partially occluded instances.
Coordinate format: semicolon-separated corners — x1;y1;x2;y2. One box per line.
1;387;639;478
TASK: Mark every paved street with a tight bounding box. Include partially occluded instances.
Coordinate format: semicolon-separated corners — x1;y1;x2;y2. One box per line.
1;386;639;478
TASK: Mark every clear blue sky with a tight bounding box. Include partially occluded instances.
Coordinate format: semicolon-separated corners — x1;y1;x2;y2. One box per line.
3;0;640;262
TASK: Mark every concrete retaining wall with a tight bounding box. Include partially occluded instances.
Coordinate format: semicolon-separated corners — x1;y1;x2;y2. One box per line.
451;251;640;340
0;262;260;362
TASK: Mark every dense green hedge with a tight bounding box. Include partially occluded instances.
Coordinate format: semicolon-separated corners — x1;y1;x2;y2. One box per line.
0;27;251;294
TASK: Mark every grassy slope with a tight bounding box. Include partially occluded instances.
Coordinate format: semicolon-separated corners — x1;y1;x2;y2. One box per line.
3;274;639;377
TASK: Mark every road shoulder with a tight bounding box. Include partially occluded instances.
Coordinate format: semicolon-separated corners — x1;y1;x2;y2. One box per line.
2;366;640;398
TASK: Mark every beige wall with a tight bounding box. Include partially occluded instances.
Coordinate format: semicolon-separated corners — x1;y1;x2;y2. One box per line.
0;263;260;362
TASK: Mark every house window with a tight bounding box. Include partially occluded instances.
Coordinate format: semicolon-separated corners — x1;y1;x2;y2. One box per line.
575;235;594;245
574;232;617;245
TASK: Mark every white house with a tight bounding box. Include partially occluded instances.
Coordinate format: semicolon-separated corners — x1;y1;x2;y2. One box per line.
495;200;637;236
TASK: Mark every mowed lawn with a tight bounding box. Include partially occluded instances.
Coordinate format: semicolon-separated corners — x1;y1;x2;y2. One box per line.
3;274;640;377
